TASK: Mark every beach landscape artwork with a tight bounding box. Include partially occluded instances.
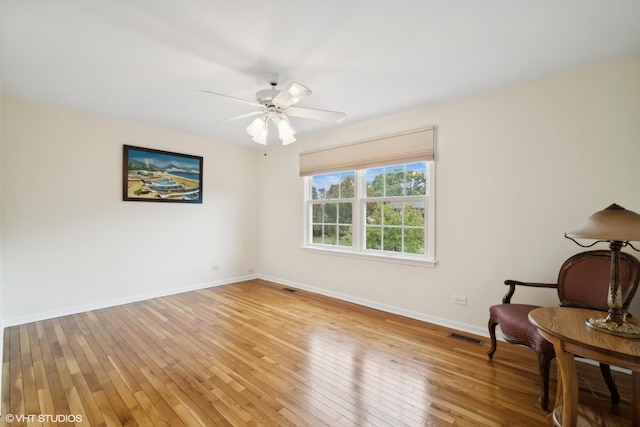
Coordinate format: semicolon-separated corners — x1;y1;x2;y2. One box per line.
123;145;203;203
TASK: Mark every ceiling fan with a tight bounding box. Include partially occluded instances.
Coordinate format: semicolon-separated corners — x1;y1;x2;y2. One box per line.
200;73;345;145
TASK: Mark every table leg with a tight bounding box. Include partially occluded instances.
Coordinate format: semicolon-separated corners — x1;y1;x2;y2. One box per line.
633;371;639;427
555;348;578;427
555;359;563;412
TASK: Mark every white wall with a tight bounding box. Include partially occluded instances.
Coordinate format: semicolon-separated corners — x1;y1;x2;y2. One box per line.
258;55;640;336
1;98;259;324
0;74;4;364
2;55;639;336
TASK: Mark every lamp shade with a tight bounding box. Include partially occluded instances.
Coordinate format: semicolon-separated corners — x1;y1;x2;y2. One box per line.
566;204;640;242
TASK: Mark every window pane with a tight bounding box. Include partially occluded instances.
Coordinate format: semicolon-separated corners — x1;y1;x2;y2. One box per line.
323;225;337;245
340;171;355;198
404;228;424;254
324;173;340;199
366;167;384;197
313;172;354;200
338;226;352;247
366;202;382;225
366;227;381;250
312;225;322;243
312;175;326;200
383;227;402;252
338;203;352;224
312;204;323;222
404;201;425;226
405;162;427;196
384;164;404;197
383;202;402;226
324;203;337;223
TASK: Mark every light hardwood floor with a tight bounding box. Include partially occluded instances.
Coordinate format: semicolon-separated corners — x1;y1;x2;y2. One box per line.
2;279;632;426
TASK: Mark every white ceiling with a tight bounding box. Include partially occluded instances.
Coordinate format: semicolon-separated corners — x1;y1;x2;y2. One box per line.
2;0;640;147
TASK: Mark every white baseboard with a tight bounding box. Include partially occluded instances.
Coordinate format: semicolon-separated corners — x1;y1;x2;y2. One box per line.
257;275;633;375
258;274;488;338
3;274;258;328
3;274;630;378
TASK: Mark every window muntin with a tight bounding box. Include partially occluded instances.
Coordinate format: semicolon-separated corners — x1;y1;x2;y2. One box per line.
305;162;433;262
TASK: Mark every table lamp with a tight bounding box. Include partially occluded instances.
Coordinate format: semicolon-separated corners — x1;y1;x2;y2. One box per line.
565;203;640;338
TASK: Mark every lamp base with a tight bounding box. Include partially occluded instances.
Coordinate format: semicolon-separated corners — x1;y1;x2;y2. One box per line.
586;316;640;338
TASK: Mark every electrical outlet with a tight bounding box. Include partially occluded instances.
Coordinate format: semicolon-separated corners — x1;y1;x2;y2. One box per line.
452;295;467;306
212;265;220;271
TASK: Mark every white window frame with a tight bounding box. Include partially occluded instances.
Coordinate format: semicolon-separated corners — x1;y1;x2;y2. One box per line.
302;161;436;267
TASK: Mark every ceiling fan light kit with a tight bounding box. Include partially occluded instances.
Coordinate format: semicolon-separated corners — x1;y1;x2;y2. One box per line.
247;115;268;145
201;73;345;146
247;112;297;145
275;114;296;145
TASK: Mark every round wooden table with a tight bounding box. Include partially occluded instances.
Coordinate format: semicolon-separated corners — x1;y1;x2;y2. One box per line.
529;307;640;427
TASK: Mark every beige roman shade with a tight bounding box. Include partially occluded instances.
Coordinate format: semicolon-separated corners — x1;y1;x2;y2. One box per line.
299;127;434;176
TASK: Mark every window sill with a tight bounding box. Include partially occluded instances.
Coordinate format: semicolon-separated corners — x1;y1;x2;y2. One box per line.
301;246;437;268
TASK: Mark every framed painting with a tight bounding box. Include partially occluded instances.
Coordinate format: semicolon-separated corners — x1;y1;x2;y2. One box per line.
123;145;203;203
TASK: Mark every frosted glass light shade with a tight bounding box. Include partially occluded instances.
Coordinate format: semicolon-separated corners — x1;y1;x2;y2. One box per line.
277;115;296;145
247;116;268;145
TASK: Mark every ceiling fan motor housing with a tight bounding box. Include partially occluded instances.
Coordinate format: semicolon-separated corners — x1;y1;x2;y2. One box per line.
256;89;280;106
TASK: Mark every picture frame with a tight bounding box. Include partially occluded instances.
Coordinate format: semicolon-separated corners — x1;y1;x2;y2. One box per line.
123;145;203;203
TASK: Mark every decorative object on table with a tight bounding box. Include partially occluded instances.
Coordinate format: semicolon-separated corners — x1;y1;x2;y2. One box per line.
123;145;203;203
487;250;640;410
200;72;345;145
565;203;640;337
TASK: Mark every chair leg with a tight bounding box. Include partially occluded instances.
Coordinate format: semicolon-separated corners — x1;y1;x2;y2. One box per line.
599;363;620;404
487;318;498;359
537;351;553;411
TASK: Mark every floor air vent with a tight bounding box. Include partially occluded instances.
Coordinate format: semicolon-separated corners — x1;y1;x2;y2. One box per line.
282;288;297;293
448;333;483;346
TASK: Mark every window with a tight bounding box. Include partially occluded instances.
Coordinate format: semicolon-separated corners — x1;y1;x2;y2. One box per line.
364;162;427;255
300;127;436;266
304;161;435;265
311;171;355;247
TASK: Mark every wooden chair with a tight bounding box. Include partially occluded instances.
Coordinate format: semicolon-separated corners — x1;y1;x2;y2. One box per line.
487;250;640;410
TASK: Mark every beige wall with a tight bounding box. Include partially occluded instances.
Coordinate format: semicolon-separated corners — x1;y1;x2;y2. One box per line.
0;74;4;336
1;98;259;324
2;55;639;335
258;55;640;336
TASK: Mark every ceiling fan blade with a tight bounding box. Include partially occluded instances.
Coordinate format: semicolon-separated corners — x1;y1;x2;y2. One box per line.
272;82;311;108
215;110;263;124
286;106;346;123
199;90;262;108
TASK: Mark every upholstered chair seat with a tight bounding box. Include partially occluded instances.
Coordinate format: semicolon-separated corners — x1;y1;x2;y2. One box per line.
489;303;553;353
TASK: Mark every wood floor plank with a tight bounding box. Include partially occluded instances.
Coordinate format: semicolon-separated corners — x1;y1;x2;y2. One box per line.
38;320;72;419
8;326;25;421
138;381;188;427
2;279;634;426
